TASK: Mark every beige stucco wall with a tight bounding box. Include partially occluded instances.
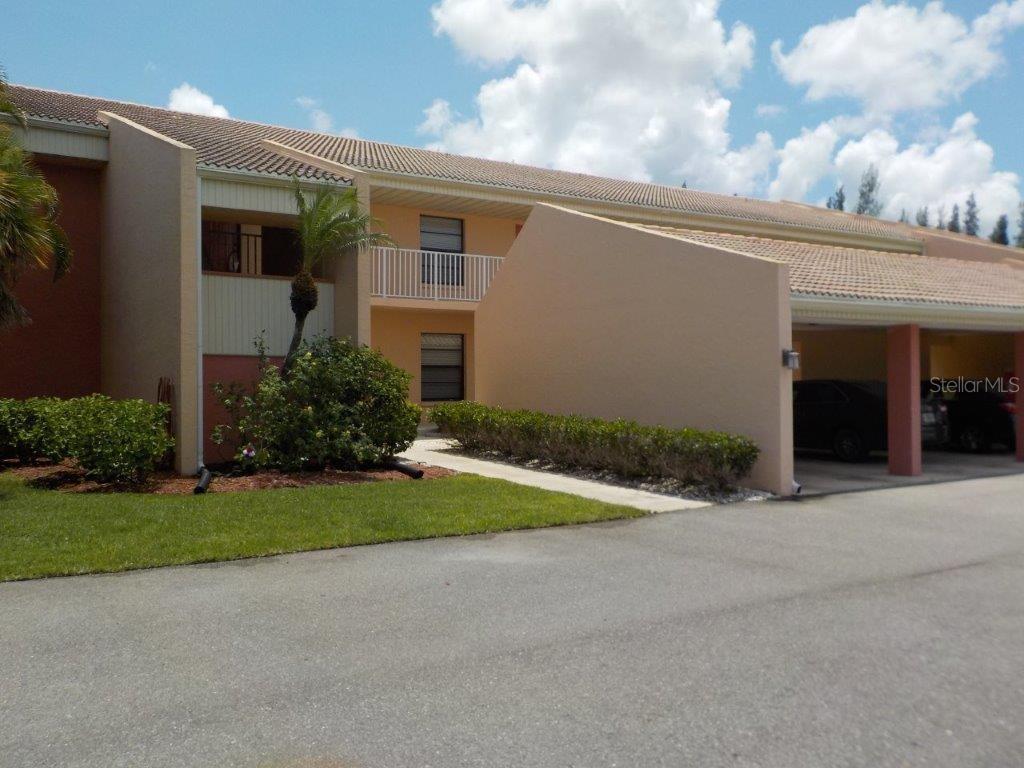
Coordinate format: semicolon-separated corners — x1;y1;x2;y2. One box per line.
919;228;1024;266
793;328;887;381
371;202;523;258
474;204;794;495
99;113;199;474
371;306;474;404
333;173;372;346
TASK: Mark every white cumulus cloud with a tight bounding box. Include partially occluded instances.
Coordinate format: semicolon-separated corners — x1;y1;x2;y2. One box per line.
832;112;1020;234
772;0;1024;116
296;96;358;137
420;0;772;194
768;122;841;201
167;83;229;118
755;103;786;119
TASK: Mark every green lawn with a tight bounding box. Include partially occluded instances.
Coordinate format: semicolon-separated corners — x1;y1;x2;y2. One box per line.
0;473;641;582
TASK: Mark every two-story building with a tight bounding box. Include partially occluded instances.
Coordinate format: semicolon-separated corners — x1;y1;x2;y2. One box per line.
3;84;1024;495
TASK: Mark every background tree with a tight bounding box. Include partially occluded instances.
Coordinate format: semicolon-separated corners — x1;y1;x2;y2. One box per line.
947;203;961;233
915;207;930;227
855;164;883;217
0;68;71;328
1015;202;1024;248
898;209;909;223
935;204;946;229
963;192;980;236
826;185;845;211
283;180;393;375
989;214;1009;245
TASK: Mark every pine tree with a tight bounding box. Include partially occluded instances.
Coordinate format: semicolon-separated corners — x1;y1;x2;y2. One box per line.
915;207;930;227
826;185;846;211
936;205;946;229
964;193;980;236
855;165;883;217
1015;202;1024;248
989;214;1010;245
947;203;961;233
898;209;909;224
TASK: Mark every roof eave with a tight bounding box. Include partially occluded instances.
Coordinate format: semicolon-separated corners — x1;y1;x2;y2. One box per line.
791;293;1024;332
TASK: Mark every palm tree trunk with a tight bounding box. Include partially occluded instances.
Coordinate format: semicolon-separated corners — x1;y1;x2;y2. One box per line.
282;311;308;376
282;270;318;377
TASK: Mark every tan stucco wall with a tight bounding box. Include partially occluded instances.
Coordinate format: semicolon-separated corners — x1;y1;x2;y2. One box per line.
792;328;887;380
371;202;523;258
334;173;371;345
99;113;199;474
370;306;474;404
473;204;794;495
919;228;1024;266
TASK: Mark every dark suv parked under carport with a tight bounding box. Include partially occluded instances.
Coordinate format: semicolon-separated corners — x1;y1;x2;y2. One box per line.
793;379;948;461
940;387;1017;453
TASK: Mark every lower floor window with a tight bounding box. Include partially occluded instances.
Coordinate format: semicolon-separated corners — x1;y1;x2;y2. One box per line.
421;333;464;401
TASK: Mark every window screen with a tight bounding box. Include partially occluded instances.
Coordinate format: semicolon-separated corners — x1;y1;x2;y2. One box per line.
420;216;465;286
421;333;464;402
420;216;464;253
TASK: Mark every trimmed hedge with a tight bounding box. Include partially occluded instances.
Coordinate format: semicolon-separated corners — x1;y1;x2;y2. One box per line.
0;396;173;483
431;402;760;488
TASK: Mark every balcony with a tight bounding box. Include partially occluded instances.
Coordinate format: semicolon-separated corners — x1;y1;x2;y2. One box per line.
370;247;503;303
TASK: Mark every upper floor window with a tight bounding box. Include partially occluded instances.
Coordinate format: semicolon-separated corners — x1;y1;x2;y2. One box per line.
420;215;464;285
420;215;464;253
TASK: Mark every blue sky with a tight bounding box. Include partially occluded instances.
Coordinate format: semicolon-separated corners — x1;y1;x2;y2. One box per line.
3;0;1023;233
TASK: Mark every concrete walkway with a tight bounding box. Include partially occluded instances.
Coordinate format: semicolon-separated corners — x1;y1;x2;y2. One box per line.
400;437;709;511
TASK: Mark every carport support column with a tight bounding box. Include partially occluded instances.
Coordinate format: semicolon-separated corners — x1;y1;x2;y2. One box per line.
887;324;922;476
1016;332;1024;462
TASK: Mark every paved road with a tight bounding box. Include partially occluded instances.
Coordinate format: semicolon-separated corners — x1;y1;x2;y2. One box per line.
2;476;1023;768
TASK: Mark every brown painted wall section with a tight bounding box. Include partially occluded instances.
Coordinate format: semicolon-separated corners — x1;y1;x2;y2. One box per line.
0;161;102;398
202;354;283;464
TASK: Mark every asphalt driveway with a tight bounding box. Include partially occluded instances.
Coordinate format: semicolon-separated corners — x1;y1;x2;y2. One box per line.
2;475;1023;768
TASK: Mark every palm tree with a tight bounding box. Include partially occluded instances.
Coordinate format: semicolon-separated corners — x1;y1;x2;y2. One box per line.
283;179;393;374
0;68;71;329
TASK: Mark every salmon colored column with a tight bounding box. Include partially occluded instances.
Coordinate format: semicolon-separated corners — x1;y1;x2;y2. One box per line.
887;324;922;476
1015;332;1024;462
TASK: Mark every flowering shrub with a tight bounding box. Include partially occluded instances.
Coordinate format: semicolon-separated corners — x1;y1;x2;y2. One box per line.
212;336;421;471
431;401;760;488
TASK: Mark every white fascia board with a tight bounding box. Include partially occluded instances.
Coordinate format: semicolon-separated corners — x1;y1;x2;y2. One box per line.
791;294;1024;332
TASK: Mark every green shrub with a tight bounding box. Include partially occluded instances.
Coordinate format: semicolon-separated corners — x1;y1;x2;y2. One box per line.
63;396;174;483
213;336;421;471
0;398;72;462
0;396;172;482
431;402;760;488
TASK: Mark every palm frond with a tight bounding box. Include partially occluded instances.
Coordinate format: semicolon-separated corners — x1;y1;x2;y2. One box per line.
291;178;395;274
0;67;27;129
0;125;73;324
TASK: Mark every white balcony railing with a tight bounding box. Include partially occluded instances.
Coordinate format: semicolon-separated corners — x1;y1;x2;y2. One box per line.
370;246;503;303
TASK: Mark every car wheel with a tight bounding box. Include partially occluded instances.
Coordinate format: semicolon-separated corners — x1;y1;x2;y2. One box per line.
958;425;990;453
833;428;868;462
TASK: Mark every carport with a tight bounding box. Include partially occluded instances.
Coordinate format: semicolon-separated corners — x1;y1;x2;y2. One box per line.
792;323;1024;493
791;316;1024;487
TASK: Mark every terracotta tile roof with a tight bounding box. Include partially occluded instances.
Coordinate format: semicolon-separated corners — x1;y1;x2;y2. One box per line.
643;225;1024;309
7;84;921;244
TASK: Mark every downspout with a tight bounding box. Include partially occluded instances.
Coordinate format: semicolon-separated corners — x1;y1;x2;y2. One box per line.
195;175;204;471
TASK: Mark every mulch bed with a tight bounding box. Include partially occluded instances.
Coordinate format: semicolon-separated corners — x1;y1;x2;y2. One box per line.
3;459;454;495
